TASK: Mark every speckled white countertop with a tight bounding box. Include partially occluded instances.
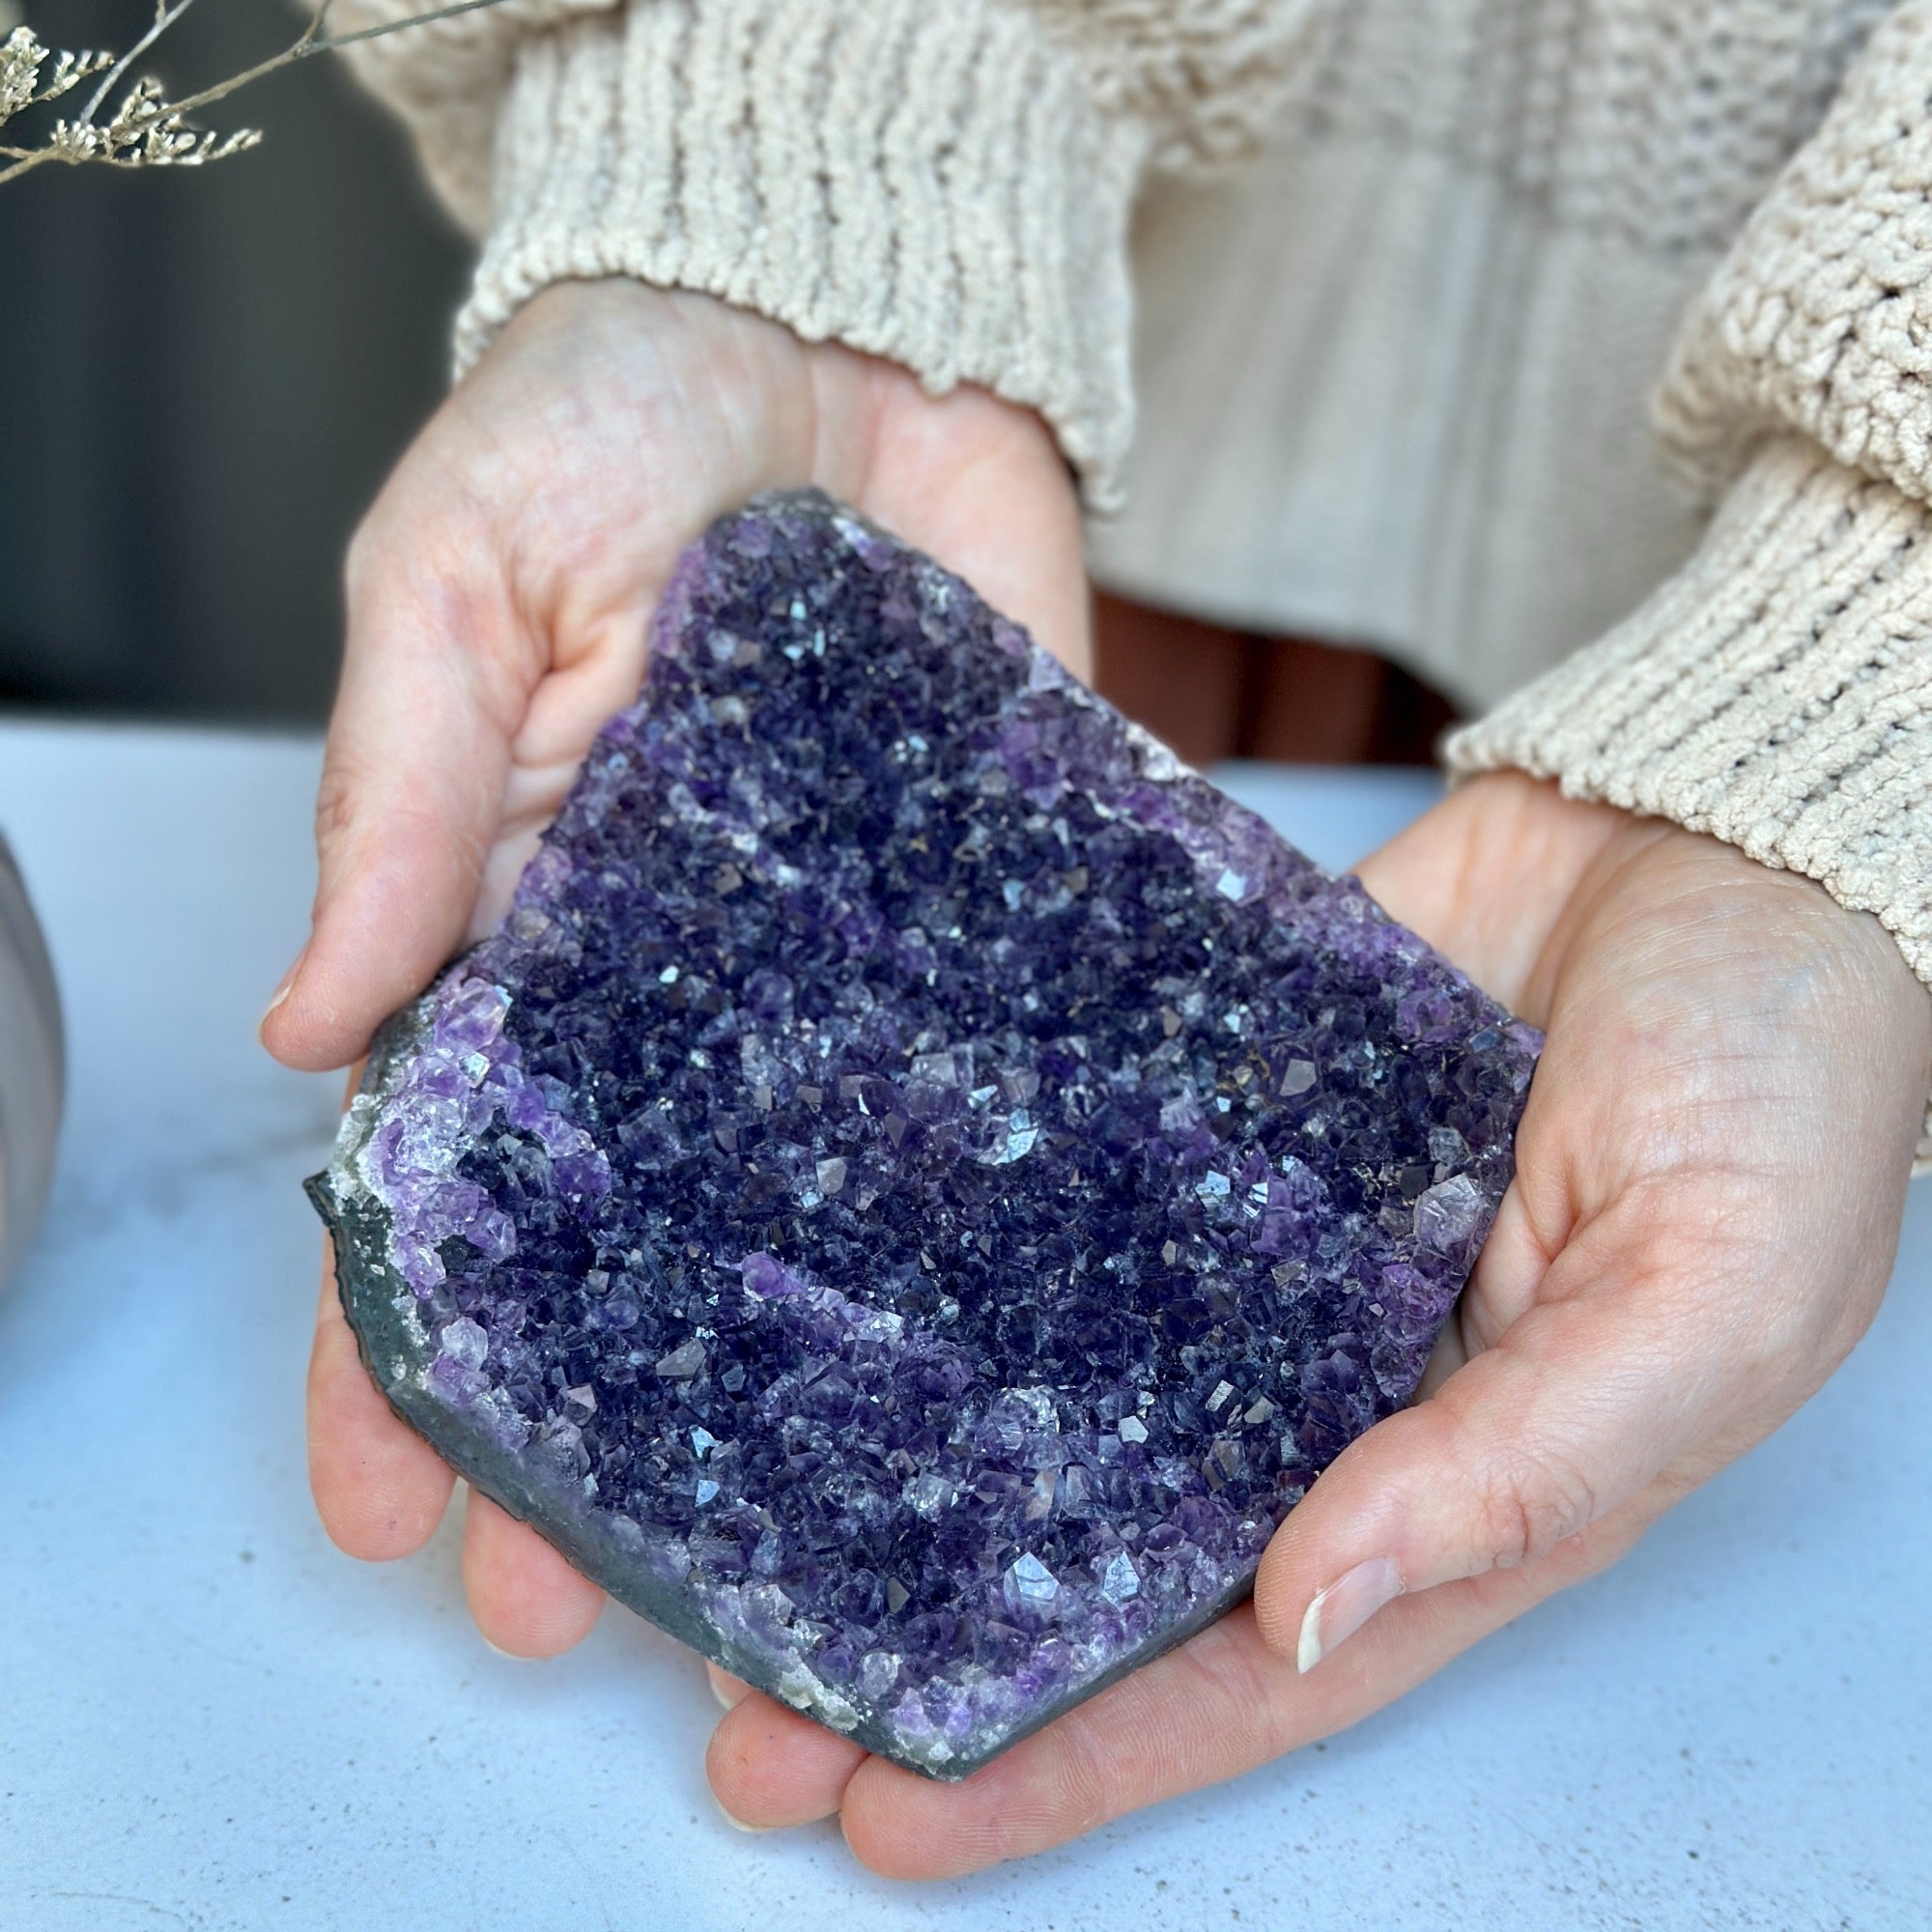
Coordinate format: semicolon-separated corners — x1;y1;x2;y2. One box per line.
0;723;1923;1932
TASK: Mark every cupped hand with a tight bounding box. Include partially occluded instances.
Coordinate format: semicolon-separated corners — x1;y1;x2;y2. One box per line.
268;282;1931;1874
702;771;1931;1875
264;279;1087;1653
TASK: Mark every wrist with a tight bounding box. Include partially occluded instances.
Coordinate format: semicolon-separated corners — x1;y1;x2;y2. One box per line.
459;0;1141;507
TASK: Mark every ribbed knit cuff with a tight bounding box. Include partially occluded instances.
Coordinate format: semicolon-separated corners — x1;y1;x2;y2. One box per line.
1445;436;1932;1165
453;0;1147;508
326;0;622;240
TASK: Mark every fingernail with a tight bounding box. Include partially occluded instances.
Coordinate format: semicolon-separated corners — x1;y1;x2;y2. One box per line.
706;1666;742;1712
713;1795;770;1835
260;945;307;1034
1296;1554;1405;1674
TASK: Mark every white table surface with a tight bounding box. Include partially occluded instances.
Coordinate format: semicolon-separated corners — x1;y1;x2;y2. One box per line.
0;721;1924;1932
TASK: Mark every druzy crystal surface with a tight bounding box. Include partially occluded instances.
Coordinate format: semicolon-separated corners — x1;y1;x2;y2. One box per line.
311;492;1539;1778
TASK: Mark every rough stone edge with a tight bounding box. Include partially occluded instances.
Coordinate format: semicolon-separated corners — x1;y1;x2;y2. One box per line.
309;1142;1261;1781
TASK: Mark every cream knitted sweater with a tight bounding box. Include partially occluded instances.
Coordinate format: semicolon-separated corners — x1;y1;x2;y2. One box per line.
332;0;1932;1151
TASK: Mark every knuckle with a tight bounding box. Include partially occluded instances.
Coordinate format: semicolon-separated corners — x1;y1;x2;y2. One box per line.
342;515;381;601
1049;1712;1128;1836
343;464;487;617
312;754;359;858
1473;1441;1599;1571
341;498;416;611
1184;1617;1299;1762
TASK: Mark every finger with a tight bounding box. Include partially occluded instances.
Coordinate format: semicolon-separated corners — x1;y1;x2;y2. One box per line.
1351;775;1632;1015
306;1243;456;1559
1434;1170;1568;1374
1254;1261;1722;1678
710;1204;1709;1875
462;1492;607;1658
706;1662;752;1711
854;372;1091;682
838;1607;1296;1877
834;1548;1628;1882
706;1689;868;1830
262;513;535;1072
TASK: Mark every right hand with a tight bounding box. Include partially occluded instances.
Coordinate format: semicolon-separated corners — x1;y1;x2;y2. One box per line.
263;277;1088;1656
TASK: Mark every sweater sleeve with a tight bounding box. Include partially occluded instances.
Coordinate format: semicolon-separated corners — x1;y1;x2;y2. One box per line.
1444;4;1932;1163
326;0;1332;506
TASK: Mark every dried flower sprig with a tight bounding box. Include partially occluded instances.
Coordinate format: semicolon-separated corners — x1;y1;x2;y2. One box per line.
0;0;507;187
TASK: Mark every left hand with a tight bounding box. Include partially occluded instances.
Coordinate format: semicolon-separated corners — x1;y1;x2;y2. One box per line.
703;770;1932;1875
267;282;1089;1641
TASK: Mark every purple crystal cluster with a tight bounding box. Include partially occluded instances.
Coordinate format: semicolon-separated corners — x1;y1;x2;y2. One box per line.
310;492;1539;1778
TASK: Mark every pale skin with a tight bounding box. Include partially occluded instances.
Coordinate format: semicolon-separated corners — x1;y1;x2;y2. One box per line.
263;277;1932;1880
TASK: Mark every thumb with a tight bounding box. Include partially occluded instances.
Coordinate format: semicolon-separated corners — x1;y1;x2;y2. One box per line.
261;545;532;1072
1254;1255;1711;1674
853;377;1091;682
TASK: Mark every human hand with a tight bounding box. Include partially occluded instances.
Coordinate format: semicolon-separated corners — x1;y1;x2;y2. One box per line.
263;278;1088;1651
701;771;1931;1875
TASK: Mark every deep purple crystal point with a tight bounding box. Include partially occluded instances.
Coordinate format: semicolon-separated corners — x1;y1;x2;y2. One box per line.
309;492;1539;1777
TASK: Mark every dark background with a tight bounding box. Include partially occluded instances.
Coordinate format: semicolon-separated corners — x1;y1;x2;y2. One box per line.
0;3;1454;762
0;0;466;724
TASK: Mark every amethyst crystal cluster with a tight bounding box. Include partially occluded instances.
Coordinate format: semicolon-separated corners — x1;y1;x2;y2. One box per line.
311;493;1538;1778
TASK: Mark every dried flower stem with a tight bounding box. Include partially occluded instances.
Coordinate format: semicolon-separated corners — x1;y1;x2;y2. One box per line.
0;0;508;187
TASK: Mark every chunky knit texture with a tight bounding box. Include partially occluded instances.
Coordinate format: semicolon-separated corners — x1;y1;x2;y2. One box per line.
464;1;1150;498
1437;6;1932;1157
1446;438;1932;1164
1659;6;1932;505
328;0;1932;1152
333;0;1328;502
1085;0;1901;697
